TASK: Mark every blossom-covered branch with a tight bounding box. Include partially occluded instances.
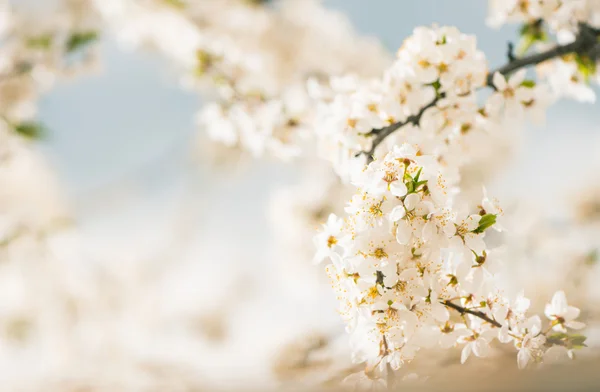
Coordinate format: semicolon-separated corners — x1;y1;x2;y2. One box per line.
317;144;587;388
360;22;600;162
442;300;502;328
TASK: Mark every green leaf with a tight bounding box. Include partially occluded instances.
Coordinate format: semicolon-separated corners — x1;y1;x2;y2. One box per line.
575;54;597;83
26;34;53;50
413;167;423;183
547;332;588;349
547;332;569;342
66;31;99;53
520;80;536;88
14;122;45;139
517;21;548;56
196;50;214;75
473;214;497;234
415;180;428;189
570;334;587;348
429;79;442;97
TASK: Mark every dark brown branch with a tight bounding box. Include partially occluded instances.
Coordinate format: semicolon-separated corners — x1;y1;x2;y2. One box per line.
485;23;599;87
359;95;442;160
442;300;502;328
360;23;600;162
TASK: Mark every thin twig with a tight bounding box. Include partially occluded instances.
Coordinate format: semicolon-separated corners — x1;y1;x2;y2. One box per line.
359;95;442;160
507;41;516;63
360;23;600;162
442;300;502;328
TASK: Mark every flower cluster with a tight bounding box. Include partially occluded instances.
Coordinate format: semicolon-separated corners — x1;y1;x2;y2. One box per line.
96;0;390;160
488;0;600;102
314;25;554;181
316;144;586;387
487;0;600;33
0;0;597;389
0;0;100;137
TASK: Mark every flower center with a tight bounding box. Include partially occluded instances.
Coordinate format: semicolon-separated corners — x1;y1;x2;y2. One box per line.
373;247;388;259
327;235;337;248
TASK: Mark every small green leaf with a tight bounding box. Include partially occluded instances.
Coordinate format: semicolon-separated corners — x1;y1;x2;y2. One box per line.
570;334;587;348
428;79;442;97
520;80;536;88
66;31;99;53
517;21;548;56
473;214;497;234
547;332;569;341
14;122;45;139
575;54;597;83
414;167;423;183
196;50;215;76
547;332;587;349
26;34;53;50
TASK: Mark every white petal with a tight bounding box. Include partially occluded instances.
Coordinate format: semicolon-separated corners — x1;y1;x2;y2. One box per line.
465;234;486;254
329;252;345;269
565;320;586;330
399;310;419;338
498;325;512;344
527;315;542;335
460;343;472;364
443;222;457;237
404;193;421;211
492;72;507;90
431;302;450;322
514;291;531;313
422;221;437;242
439;333;458;349
564;306;581;322
389;206;406;222
399;267;420;281
551;291;569;315
472;338;489;358
390;181;408;197
396;220;412;244
517;349;531;369
510;69;527;87
465;215;482;231
455;259;471;280
414;201;433;216
326;213;340;229
544;303;554;320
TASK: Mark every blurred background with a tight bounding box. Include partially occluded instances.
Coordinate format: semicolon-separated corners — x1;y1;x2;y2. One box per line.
3;0;600;389
36;2;600;293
